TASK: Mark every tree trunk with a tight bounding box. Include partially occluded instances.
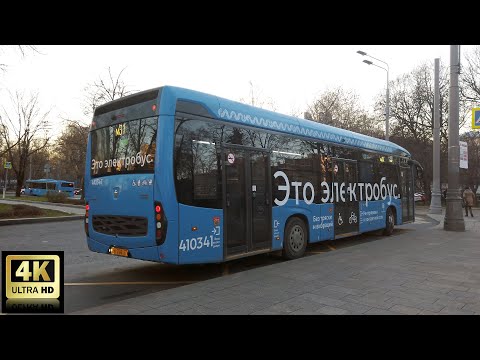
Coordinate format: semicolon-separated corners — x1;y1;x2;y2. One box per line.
15;170;25;197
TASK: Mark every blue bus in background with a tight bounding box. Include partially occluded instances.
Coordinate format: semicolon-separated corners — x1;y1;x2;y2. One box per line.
84;86;420;265
26;179;75;197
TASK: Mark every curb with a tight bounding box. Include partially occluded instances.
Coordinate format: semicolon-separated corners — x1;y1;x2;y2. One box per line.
1;198;84;209
0;215;84;226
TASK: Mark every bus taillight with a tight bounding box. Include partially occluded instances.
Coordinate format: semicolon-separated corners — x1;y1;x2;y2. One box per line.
154;201;167;245
84;202;89;236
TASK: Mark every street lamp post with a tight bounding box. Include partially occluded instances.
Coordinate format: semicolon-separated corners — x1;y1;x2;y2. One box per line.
357;51;390;141
444;45;465;232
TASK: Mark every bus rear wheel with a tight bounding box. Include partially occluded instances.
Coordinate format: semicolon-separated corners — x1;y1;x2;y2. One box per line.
383;207;395;236
283;217;307;260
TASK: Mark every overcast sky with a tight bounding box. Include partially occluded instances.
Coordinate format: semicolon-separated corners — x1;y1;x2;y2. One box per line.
0;45;476;136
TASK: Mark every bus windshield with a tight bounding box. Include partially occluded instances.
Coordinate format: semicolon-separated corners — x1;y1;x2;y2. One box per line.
90;116;157;177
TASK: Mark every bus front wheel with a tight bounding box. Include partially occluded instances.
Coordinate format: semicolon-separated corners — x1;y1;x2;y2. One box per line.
283;217;307;260
383;207;395;236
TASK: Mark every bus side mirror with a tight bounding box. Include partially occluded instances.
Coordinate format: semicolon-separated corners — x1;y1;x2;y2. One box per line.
408;159;423;179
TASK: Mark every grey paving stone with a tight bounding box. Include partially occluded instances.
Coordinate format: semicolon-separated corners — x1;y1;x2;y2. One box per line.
141;306;183;315
461;303;480;313
417;310;441;315
296;292;347;307
438;307;476;315
278;297;326;312
314;305;350;315
214;307;257;315
385;297;444;313
265;301;303;314
389;304;422;315
335;301;372;314
343;294;393;310
433;299;466;310
308;287;351;300
448;289;480;299
251;309;286;315
178;307;210;315
319;284;365;296
364;308;402;315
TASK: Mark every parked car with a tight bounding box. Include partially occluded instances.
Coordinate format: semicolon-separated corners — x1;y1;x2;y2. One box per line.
414;192;426;203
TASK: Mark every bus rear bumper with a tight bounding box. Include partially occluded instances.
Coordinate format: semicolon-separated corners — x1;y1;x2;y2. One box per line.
86;237;177;264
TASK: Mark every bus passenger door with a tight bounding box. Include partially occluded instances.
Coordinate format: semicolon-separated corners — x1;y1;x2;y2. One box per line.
400;166;414;222
333;159;359;237
249;151;271;251
223;146;271;258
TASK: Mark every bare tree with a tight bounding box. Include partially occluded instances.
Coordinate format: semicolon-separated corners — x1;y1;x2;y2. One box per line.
461;46;480;105
51;119;89;198
239;81;278;111
0;91;51;197
0;45;40;72
82;66;134;117
305;87;383;137
382;61;463;198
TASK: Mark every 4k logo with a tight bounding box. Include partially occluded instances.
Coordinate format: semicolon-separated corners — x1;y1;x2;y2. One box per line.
2;251;64;313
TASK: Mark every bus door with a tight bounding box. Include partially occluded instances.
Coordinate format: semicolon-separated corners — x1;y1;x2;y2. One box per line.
400;165;414;222
333;159;359;237
223;146;271;258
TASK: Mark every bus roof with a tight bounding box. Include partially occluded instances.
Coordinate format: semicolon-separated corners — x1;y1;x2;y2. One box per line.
27;179;73;183
162;86;411;157
95;85;411;157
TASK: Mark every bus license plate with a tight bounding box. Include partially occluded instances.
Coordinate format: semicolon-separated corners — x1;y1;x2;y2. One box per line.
110;247;129;257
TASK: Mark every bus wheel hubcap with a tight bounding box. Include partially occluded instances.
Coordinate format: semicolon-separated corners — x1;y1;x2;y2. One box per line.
289;225;304;252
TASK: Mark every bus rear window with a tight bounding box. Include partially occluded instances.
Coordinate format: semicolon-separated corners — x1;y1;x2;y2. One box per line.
61;182;74;187
90;117;157;177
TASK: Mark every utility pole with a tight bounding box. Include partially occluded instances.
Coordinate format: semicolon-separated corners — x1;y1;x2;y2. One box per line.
429;58;442;214
385;71;390;141
444;45;465;231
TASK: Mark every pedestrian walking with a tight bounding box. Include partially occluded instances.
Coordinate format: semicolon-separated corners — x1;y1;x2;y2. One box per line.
463;186;475;217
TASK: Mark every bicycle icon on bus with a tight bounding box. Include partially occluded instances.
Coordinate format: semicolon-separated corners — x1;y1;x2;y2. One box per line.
349;212;357;224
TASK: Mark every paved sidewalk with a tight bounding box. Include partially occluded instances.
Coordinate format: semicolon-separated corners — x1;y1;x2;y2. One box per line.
72;206;480;315
0;199;84;215
425;206;480;232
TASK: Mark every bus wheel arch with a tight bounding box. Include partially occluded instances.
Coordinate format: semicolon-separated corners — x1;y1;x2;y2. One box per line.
383;206;396;236
282;215;309;260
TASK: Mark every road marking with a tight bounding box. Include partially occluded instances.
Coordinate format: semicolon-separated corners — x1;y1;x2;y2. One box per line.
65;281;196;286
326;244;336;251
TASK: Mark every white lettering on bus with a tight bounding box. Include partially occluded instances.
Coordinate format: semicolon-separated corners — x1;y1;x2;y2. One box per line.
91;152;154;171
303;182;314;205
273;171;290;206
273;173;399;207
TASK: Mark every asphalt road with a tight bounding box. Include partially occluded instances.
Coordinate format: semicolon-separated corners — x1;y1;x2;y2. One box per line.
0;216;436;314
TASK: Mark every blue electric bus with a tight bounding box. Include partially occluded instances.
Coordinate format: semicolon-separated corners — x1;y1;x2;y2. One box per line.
26;179;75;197
84;86;420;264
